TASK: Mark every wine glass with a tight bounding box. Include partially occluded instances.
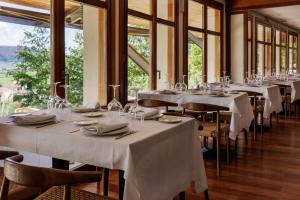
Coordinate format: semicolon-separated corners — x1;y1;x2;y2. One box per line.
175;75;188;92
107;85;123;113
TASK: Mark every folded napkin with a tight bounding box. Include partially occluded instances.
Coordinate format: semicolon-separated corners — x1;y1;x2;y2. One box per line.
139;108;160;119
156;89;177;95
13;114;56;124
72;101;100;113
83;122;128;135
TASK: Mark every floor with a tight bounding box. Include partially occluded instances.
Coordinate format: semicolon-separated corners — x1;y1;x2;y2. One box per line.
77;114;300;200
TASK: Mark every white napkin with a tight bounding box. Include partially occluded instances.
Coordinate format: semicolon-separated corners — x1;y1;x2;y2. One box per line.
156;89;177;95
140;108;160;119
72;102;100;113
13;114;56;124
83;122;128;135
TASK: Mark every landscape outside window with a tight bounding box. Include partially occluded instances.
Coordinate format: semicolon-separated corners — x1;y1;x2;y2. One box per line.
0;2;83;116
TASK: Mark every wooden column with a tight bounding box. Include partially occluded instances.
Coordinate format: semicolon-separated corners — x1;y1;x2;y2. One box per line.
51;0;65;98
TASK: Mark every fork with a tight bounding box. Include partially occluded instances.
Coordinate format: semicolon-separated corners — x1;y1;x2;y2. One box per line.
115;131;136;140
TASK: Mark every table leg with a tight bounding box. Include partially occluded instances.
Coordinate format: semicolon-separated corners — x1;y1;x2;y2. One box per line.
52;158;69;170
103;168;109;196
179;191;185;200
204;189;209;200
119;170;125;200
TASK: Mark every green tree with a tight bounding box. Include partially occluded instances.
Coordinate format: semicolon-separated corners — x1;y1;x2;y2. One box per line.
10;27;83;108
188;42;203;88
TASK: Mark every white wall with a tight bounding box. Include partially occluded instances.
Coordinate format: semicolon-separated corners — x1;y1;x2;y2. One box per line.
83;6;100;104
231;14;245;83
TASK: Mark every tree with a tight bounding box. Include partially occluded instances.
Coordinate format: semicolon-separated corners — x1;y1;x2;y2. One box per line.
188;42;203;88
10;27;84;108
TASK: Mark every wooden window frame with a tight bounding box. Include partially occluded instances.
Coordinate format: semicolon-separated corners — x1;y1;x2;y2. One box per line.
274;28;288;73
123;0;179;102
183;0;224;83
255;20;273;75
245;15;253;77
288;32;298;72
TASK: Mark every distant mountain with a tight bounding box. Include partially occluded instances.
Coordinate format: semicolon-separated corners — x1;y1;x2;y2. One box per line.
0;46;19;62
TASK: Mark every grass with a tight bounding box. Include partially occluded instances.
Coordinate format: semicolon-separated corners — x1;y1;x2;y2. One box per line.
0;73;14;86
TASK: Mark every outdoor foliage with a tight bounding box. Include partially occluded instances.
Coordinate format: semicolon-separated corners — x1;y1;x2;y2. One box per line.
128;35;150;97
188;42;203;89
9;27;83;108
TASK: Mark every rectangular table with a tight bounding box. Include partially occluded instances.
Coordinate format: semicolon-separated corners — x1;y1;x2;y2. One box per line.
263;80;300;102
139;92;254;140
229;84;282;118
0;112;207;200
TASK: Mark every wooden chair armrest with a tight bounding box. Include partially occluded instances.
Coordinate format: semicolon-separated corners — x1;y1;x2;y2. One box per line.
0;150;19;160
4;155;102;188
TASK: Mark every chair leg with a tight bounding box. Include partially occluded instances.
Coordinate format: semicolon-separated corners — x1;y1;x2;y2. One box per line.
179;191;185;200
235;138;238;156
63;185;71;200
204;189;209;200
243;129;248;145
253;114;257;141
260;112;263;136
0;177;10;200
119;170;125;200
216;136;220;176
226;134;230;165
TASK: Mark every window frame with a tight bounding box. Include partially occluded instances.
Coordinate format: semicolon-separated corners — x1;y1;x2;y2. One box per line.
274;28;288;74
183;0;224;83
288;32;298;72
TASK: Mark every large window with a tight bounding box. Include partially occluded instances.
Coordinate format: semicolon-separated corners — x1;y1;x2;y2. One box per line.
127;0;177;99
256;23;272;76
275;29;287;74
288;33;298;73
185;0;223;87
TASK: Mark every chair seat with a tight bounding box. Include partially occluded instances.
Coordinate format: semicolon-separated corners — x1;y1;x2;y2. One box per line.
197;121;230;137
35;186;114;200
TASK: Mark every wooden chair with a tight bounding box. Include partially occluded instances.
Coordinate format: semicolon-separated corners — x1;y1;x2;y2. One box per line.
138;99;178;112
181;103;230;176
0;155;114;200
233;90;264;140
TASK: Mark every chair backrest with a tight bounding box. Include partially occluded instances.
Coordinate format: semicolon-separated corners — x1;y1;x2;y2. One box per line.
3;155;101;188
232;90;262;97
138;99;177;111
181;103;229;113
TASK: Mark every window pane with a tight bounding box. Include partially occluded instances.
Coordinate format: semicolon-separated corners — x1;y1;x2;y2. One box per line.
0;0;51;116
248;41;252;75
128;0;151;15
207;6;221;32
289;35;293;48
281;32;287;46
276;30;280;45
289;49;293;71
157;24;175;89
265;27;272;43
248;19;252;40
265;45;272;76
281;47;286;74
257;43;264;75
275;46;280;73
127;16;151;99
188;0;203;29
207;35;220;82
293;50;297;70
157;0;175;21
188;31;204;88
257;24;264;42
293;36;298;48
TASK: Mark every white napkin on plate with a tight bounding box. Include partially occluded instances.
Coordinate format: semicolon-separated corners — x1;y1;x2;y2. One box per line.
83;122;128;135
13;114;56;124
139;108;160;119
72;101;100;113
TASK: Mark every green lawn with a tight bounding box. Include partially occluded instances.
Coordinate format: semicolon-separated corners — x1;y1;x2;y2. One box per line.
0;73;14;86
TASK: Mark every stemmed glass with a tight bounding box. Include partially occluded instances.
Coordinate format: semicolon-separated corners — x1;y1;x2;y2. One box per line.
175;75;188;92
48;82;62;110
107;85;123;113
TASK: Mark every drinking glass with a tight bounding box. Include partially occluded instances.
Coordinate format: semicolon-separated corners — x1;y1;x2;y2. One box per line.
175;75;188;92
107;85;123;112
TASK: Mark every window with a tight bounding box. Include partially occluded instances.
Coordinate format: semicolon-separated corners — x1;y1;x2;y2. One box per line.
256;23;272;76
65;0;109;106
127;0;177;100
185;0;223;87
288;33;298;73
275;29;287;74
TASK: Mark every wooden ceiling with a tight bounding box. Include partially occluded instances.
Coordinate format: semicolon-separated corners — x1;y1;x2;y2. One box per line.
0;0;80;13
232;0;300;12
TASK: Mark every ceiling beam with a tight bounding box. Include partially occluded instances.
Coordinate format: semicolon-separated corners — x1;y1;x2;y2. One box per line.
232;0;300;12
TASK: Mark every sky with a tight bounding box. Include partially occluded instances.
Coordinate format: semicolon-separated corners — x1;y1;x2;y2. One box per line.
0;2;80;48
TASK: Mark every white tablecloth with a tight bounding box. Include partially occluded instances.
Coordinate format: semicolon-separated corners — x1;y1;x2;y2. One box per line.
229;84;282;117
263;80;300;102
139;92;254;140
0;112;207;200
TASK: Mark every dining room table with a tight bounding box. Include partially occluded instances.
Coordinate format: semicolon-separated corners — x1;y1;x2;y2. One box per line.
0;110;207;200
229;84;283;118
139;91;254;140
